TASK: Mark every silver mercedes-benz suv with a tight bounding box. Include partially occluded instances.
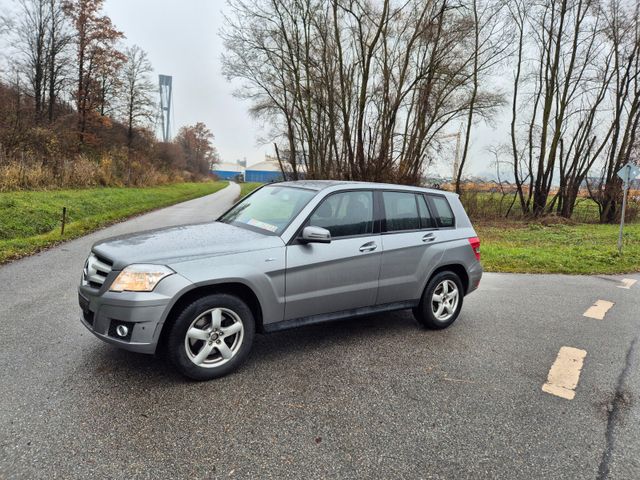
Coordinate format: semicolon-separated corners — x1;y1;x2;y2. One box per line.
79;181;482;380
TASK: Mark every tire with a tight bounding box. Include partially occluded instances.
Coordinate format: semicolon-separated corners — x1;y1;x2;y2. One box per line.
166;293;255;380
412;271;464;330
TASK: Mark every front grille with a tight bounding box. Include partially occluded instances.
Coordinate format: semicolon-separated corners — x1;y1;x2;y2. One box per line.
84;253;113;288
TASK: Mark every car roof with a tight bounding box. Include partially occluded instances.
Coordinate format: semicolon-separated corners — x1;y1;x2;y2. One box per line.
273;179;453;196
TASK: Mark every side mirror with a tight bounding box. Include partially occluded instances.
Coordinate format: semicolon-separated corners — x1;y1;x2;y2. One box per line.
300;226;331;244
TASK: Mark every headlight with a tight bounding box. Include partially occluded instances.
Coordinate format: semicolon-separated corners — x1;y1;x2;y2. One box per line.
110;264;174;292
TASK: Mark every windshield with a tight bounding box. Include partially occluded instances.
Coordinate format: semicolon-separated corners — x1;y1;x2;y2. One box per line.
219;185;317;235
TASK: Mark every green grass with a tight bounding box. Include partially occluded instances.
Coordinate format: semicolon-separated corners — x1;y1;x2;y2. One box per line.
0;181;228;263
239;182;263;198
477;222;640;274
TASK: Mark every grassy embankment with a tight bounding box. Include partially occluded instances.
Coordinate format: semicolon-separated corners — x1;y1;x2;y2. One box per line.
239;182;639;274
0;181;228;263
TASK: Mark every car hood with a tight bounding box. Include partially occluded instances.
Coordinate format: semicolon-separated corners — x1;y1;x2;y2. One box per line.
92;222;284;270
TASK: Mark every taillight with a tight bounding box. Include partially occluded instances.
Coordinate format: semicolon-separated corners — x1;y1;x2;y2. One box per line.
468;237;481;261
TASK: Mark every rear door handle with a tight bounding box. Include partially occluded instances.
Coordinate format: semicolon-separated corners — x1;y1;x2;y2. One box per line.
359;242;377;252
422;233;435;242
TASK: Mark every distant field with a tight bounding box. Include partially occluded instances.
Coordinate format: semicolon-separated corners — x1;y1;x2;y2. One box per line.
0;181;228;263
459;190;639;224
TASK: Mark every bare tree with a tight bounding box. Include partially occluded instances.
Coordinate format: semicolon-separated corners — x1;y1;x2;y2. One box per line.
506;0;605;217
223;0;501;185
455;0;509;194
506;0;530;214
120;45;154;150
14;0;51;123
589;0;640;223
46;0;72;123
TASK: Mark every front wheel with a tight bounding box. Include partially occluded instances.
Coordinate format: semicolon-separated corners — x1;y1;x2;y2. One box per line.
167;293;255;380
413;271;464;330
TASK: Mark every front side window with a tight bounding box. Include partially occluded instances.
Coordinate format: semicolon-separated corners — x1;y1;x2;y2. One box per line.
219;186;316;235
308;191;374;238
382;191;421;232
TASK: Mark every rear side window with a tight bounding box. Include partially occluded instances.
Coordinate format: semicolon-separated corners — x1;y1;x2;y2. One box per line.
308;191;374;238
382;192;420;232
428;195;455;228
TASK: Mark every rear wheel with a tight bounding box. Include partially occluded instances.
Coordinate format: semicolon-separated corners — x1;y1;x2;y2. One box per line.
167;293;255;380
413;271;463;330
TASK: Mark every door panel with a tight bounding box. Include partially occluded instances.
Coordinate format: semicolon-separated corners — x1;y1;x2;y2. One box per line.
377;232;444;304
285;237;381;320
284;189;380;320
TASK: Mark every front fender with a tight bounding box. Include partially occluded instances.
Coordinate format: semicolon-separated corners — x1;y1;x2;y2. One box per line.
167;247;286;326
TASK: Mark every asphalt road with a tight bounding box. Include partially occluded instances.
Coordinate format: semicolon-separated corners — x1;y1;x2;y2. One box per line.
1;182;639;479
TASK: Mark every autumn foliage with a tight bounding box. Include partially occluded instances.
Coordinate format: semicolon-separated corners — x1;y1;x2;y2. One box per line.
0;0;218;190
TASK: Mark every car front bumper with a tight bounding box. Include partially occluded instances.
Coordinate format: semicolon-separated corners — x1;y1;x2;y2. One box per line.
78;273;192;354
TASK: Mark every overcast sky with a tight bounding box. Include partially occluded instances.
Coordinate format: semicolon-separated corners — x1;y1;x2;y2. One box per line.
105;0;509;175
103;0;269;166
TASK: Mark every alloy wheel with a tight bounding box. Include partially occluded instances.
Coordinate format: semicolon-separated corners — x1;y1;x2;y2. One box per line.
184;307;244;368
431;279;459;322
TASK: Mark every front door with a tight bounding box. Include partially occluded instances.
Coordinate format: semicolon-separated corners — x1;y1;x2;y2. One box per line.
285;190;381;320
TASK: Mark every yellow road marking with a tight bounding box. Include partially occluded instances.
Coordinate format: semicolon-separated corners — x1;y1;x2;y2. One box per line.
583;300;614;320
542;347;587;400
617;278;637;289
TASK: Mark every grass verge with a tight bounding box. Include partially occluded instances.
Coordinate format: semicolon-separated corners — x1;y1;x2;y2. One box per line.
239;182;263;198
477;221;640;274
0;181;228;263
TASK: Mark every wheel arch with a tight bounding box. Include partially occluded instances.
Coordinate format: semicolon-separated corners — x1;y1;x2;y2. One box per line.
157;281;265;354
426;264;469;296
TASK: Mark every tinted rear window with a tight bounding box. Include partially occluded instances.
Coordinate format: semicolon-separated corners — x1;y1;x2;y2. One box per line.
429;195;455;227
382;192;420;232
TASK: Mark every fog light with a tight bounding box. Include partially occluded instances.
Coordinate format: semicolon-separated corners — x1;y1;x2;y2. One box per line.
115;324;129;337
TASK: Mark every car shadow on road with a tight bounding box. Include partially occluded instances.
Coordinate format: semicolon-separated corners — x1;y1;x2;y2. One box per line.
248;309;420;363
82;309;430;384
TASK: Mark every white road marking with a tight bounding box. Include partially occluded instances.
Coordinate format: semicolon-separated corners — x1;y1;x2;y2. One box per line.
617;278;637;289
542;347;587;400
583;300;614;320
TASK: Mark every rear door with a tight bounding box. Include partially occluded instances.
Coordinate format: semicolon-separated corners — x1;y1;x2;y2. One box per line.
377;191;446;304
284;190;381;320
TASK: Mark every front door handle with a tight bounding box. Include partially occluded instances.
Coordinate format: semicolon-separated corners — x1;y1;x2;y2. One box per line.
422;233;435;242
359;242;377;252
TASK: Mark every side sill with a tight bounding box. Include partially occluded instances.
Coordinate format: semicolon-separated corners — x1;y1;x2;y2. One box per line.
263;300;419;333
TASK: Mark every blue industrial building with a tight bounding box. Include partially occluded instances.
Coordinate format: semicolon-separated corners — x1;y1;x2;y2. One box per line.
211;163;244;181
245;160;285;183
212;158;304;183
